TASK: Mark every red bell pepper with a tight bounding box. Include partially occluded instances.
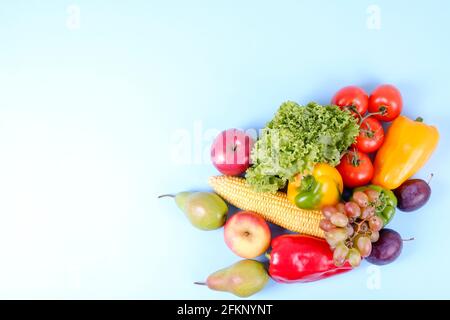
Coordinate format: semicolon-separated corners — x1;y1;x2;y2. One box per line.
268;234;352;283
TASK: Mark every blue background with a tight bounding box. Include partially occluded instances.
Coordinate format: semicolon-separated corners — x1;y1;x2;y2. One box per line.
0;0;449;299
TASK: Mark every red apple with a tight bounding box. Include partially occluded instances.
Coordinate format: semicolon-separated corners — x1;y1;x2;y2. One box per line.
211;129;253;176
224;211;271;259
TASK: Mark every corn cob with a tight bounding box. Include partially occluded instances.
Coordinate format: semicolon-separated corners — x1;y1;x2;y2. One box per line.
209;175;324;238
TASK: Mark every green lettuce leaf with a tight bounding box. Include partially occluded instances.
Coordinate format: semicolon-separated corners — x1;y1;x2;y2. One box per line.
245;101;359;192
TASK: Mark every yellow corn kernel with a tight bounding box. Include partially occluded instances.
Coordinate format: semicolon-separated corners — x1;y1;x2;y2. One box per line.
209;175;324;238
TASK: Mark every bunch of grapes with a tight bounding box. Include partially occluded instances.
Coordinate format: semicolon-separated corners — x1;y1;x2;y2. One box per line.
320;189;384;267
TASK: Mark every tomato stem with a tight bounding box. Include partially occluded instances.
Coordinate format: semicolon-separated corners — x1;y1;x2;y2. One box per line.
415;117;424;122
340;149;351;158
348;105;364;124
349;149;361;167
360;121;375;138
360;110;385;124
344;103;388;126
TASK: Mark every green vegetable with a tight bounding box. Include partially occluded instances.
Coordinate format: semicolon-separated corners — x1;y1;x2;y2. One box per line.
294;175;321;209
353;185;397;226
245;101;359;192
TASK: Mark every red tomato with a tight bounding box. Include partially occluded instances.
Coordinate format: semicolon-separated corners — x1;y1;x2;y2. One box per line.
336;151;374;188
331;86;369;117
368;84;403;122
352;117;384;153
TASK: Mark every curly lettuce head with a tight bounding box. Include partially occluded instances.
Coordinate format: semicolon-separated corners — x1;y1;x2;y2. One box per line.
245;101;359;192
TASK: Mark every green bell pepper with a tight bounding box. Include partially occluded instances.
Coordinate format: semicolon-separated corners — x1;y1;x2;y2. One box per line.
353;184;397;226
294;175;322;209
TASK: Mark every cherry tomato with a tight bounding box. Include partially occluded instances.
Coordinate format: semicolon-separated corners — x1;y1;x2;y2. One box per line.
368;84;403;122
336;151;374;188
331;86;369;118
352;117;384;153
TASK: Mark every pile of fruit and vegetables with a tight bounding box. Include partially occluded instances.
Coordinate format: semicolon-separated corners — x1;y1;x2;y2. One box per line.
161;84;439;297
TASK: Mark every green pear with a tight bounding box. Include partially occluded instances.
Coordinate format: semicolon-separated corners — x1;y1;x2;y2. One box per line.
159;192;228;230
196;260;269;297
174;192;191;211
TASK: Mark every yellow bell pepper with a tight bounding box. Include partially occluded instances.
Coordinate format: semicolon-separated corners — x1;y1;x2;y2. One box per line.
372;115;439;190
287;163;343;210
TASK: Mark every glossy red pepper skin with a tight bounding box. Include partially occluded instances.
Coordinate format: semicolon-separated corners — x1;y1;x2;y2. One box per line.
269;234;352;283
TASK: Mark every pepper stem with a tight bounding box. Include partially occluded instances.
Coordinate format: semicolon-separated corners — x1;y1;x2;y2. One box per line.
415;117;424;122
265;252;271;260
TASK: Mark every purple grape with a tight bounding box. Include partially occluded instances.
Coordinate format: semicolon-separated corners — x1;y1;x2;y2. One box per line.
366;229;403;265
